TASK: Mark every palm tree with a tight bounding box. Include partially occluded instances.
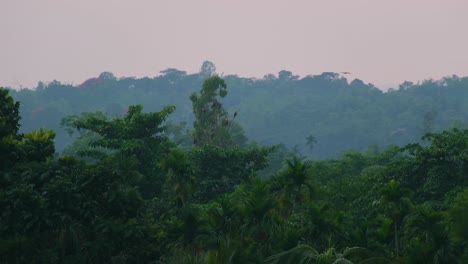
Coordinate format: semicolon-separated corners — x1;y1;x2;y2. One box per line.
240;178;283;259
405;205;443;243
276;156;315;225
242;179;277;225
306;135;317;153
164;236;238;264
205;236;238;264
175;207;213;253
378;179;412;258
303;202;344;249
405;205;457;263
266;244;390;264
284;156;314;208
160;149;195;208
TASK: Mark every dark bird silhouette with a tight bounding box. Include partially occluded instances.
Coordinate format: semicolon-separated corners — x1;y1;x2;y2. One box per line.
233;112;237;118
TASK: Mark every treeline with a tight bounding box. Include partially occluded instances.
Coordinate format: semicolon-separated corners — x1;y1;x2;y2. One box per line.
7;61;468;158
1;79;467;263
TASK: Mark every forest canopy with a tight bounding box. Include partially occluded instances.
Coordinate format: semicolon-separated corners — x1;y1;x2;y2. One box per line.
7;62;468;158
1;72;468;263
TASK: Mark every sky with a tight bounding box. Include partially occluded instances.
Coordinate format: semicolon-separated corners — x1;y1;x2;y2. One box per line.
1;0;468;89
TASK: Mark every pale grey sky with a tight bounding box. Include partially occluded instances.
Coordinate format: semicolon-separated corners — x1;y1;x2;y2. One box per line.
1;0;467;89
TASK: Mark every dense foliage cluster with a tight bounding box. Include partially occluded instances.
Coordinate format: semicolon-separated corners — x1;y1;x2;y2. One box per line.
1;75;467;263
8;62;468;158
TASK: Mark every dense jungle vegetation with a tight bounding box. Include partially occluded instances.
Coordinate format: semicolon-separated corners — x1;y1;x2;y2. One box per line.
1;71;468;263
7;61;468;158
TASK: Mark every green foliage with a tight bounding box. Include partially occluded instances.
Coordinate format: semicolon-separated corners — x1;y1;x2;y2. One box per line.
449;188;468;260
378;179;413;257
62;104;175;198
22;128;56;161
160;148;195;207
3;79;468;263
190;76;247;148
283;157;314;198
403;205;456;263
400;128;468;207
0;88;21;138
266;244;389;264
9;72;468;158
0;88;22;170
190;144;274;201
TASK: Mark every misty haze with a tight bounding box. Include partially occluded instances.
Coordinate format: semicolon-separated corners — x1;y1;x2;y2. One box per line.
1;1;468;263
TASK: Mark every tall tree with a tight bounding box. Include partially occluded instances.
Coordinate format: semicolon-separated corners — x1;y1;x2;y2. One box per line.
190;76;244;148
0;88;22;171
284;157;314;208
199;61;216;78
0;88;21;138
160;148;195;208
379;179;412;258
62;104;175;197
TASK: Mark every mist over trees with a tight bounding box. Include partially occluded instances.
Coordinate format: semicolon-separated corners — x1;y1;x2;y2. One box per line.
7;61;468;158
1;63;468;263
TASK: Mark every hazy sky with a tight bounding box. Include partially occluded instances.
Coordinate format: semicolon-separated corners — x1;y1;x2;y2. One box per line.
1;0;468;89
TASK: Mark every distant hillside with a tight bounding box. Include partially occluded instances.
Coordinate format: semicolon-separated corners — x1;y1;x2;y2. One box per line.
8;62;468;158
